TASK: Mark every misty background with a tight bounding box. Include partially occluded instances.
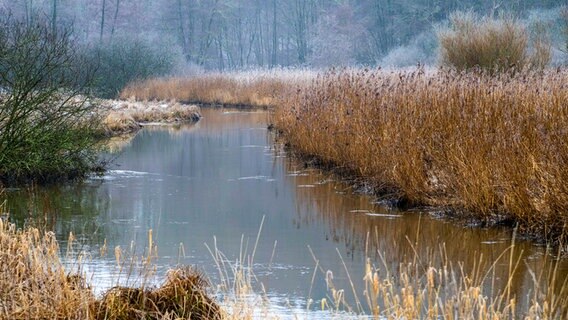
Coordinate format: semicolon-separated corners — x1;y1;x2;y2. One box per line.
1;0;565;73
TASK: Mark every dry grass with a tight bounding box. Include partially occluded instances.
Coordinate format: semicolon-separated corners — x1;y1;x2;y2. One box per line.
96;267;221;320
0;218;221;320
97;99;201;136
438;11;551;72
120;69;315;108
0;217;95;319
274;68;568;246
208;217;568;319
326;242;568;319
2;209;567;319
56;96;202;137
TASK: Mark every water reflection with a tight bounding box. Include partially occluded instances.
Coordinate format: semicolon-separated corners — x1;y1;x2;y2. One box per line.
5;108;568;316
287;162;568;311
7;182;108;245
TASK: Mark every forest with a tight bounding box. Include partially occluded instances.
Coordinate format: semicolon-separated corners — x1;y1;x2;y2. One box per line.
1;0;565;71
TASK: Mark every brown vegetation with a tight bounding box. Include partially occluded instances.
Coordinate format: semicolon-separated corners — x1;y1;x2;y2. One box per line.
96;99;201;136
274;68;568;246
2;203;567;318
324;245;568;319
96;267;221;320
0;218;95;319
0;218;221;320
438;12;551;72
119;70;315;108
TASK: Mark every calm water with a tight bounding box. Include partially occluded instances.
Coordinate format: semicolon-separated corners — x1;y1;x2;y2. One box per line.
7;108;568;317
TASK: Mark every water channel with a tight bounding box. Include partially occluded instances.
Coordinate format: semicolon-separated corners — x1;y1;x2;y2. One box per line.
6;108;568;318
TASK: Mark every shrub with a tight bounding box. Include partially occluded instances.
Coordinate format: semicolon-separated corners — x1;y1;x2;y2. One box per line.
96;267;221;320
438;11;551;72
0;218;223;320
87;37;181;99
0;14;102;185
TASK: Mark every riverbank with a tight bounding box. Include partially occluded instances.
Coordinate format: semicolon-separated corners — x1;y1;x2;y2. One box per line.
0;94;201;186
119;69;315;109
274;68;568;248
121;68;568;248
97;99;201;136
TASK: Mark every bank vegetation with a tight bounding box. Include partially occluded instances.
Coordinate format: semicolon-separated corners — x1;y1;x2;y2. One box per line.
0;216;222;320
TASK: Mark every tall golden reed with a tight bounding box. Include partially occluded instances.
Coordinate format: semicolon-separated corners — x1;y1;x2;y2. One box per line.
119;69;315;108
0;218;95;319
2;203;567;318
0;218;221;320
274;68;568;246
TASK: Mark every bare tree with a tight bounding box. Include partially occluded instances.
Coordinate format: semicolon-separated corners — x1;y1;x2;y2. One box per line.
271;0;277;67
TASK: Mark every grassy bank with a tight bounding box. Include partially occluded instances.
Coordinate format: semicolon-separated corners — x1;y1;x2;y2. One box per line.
121;68;568;247
96;99;201;136
274;68;568;246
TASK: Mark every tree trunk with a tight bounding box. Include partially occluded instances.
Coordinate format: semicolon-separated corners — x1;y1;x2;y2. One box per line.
51;0;57;34
111;0;121;38
100;0;107;42
271;0;277;67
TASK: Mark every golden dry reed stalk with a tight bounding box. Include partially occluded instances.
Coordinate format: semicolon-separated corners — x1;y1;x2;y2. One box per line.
0;219;222;320
119;69;315;108
357;246;568;319
1;208;567;318
0;218;95;319
274;68;568;246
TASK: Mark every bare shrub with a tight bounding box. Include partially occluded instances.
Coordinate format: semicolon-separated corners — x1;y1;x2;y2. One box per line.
0;14;101;185
438;11;551;72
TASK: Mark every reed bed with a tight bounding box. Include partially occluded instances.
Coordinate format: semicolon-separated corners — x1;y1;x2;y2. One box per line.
0;218;221;320
0;218;95;319
331;243;568;319
120;69;316;108
2;208;567;319
274;68;568;247
207;217;568;319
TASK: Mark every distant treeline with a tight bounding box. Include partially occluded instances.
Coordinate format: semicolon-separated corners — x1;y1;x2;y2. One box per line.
0;0;564;69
